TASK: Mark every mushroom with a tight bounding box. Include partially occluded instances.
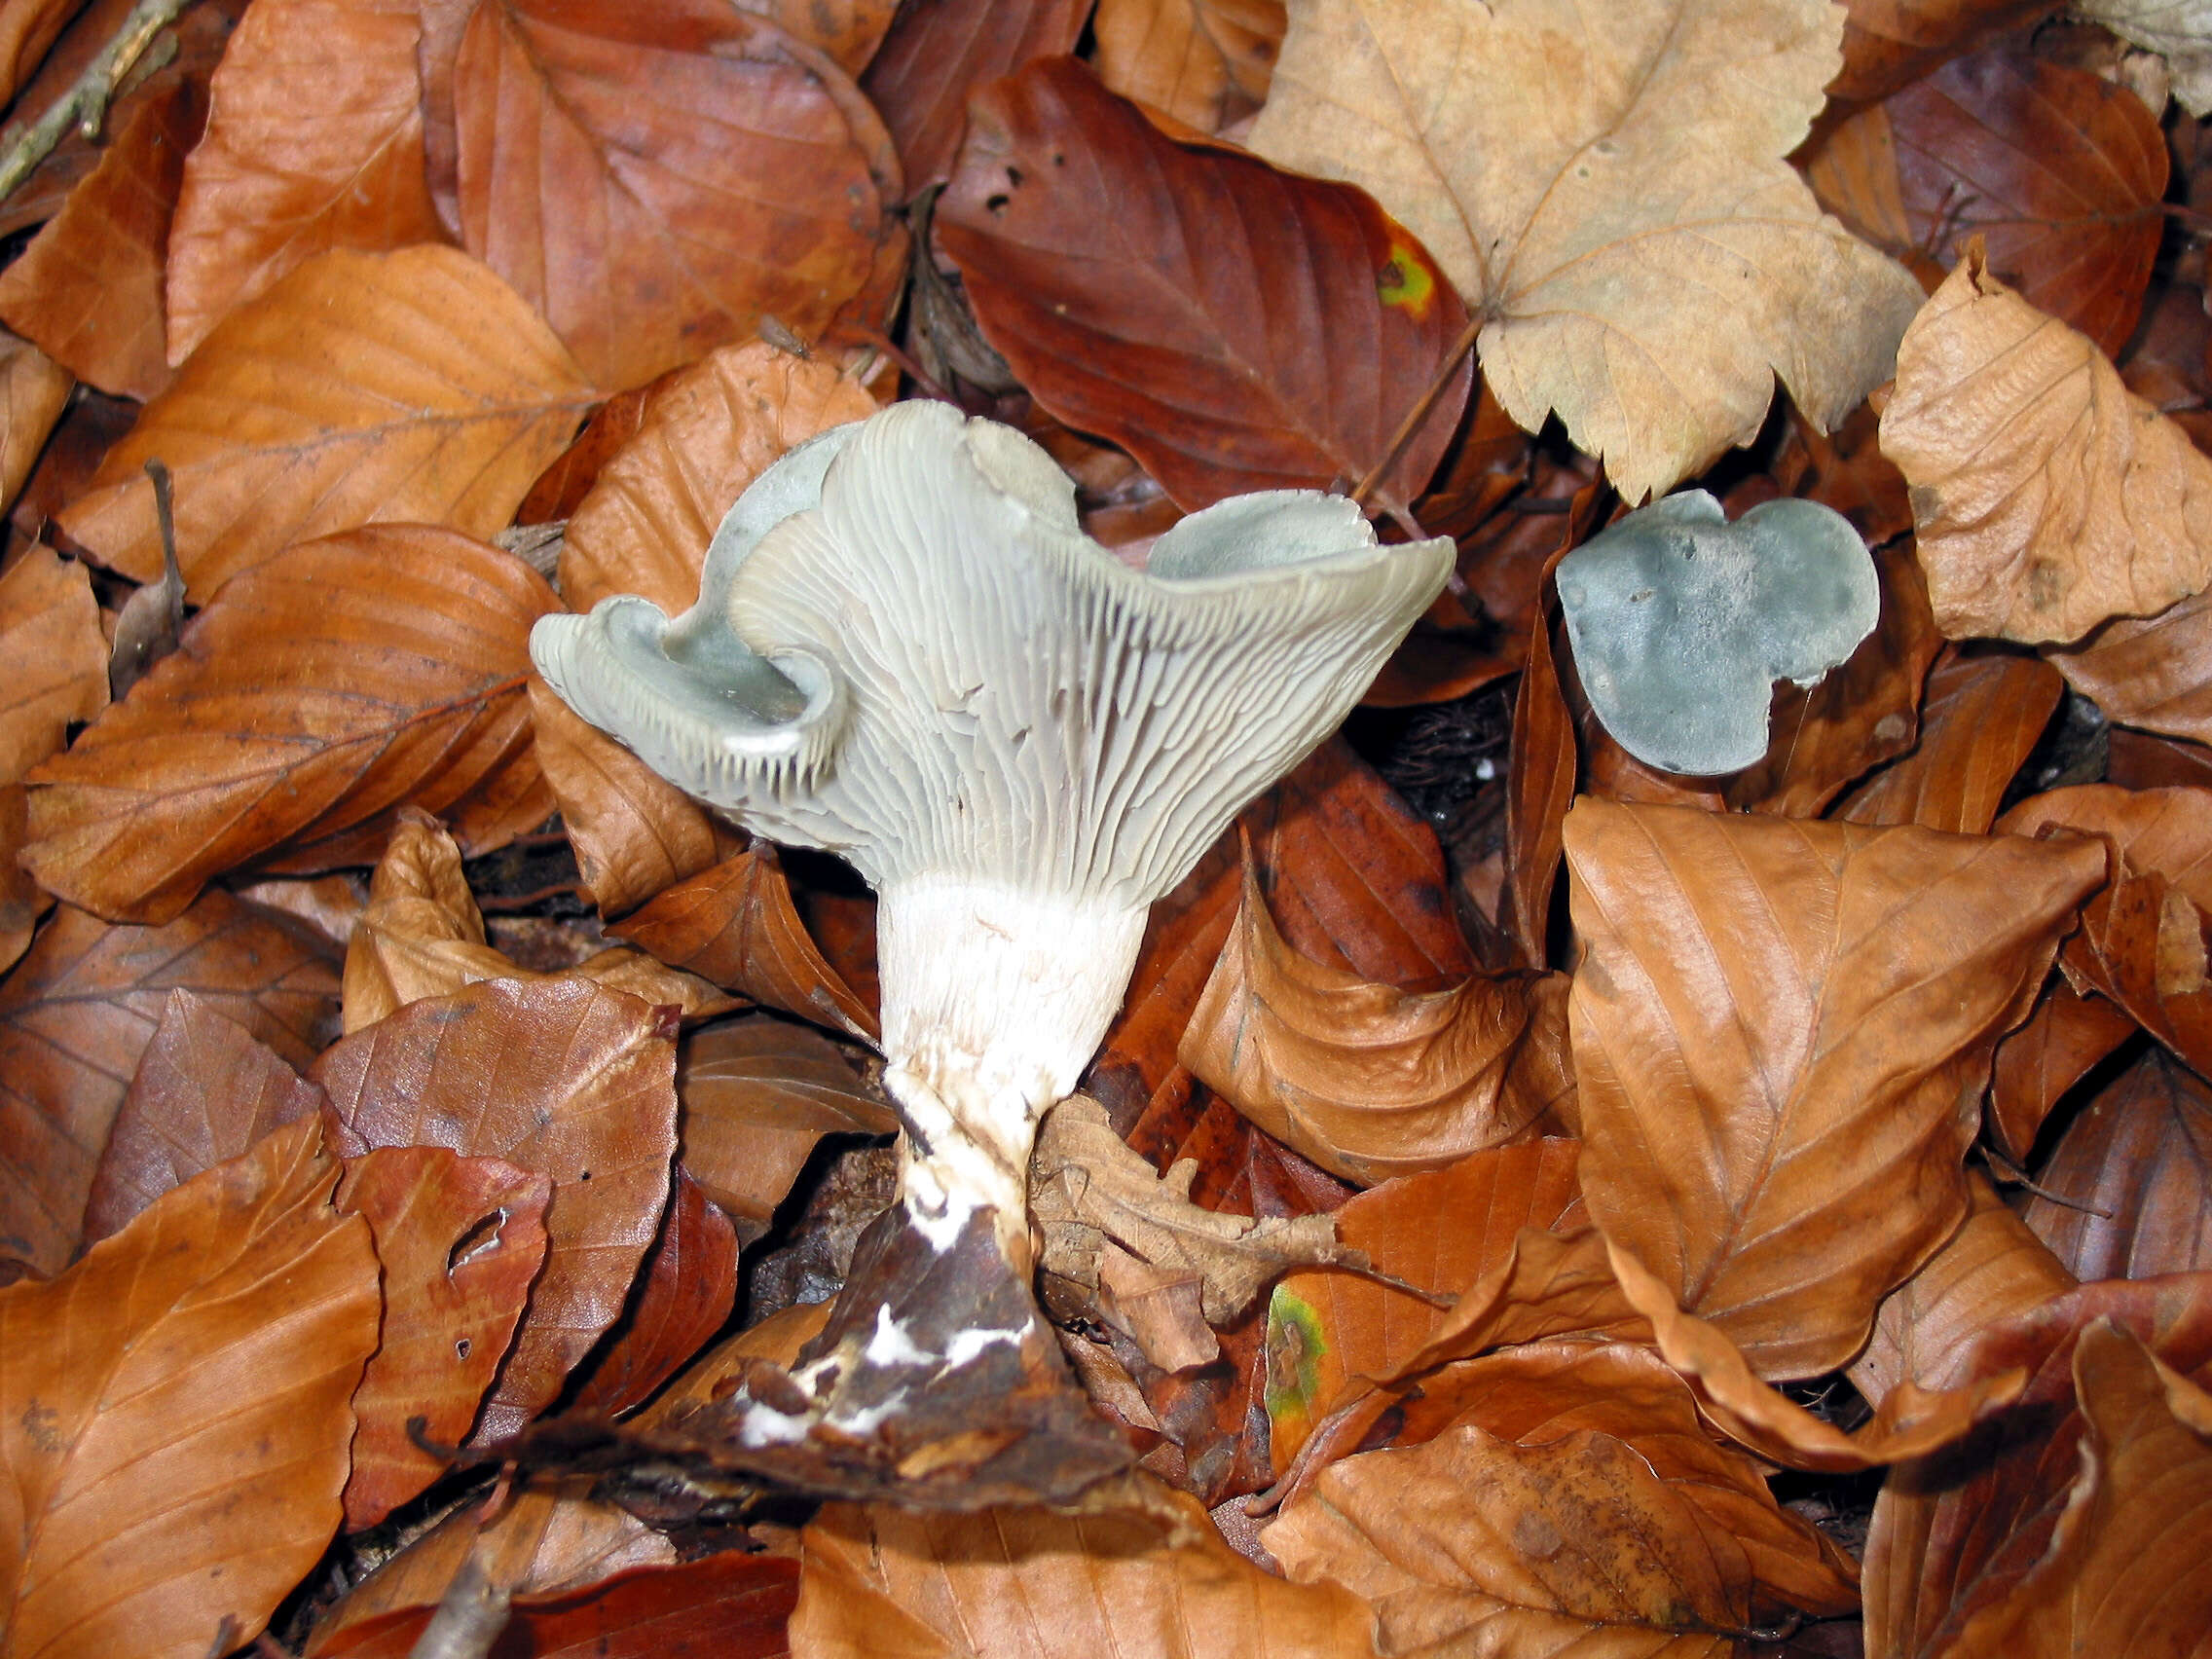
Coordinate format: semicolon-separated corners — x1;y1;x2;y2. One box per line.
533;400;1452;1502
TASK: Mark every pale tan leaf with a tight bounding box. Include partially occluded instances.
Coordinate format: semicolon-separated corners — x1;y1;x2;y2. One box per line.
1880;244;2212;644
557;338;879;614
22;527;555;925
165;0;447;363
1094;0;1283;133
0;543;105;783
1247;0;1923;500
56;245;595;597
0;1116;381;1659
1567;797;2105;1379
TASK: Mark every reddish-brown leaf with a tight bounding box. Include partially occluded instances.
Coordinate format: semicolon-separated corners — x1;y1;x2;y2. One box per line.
0;1116;381;1657
0;893;340;1280
2003;782;2212;909
1094;0;1283;133
2052;581;2212;747
313;976;679;1438
0;332;71;518
0;77;202;399
675;1013;896;1241
1834;649;2063;832
0;543;105;784
1828;0;2057;103
1986;980;2139;1163
613;840;880;1043
1568;797;2106;1379
859;0;1088;195
0;785;41;975
940;58;1469;518
2058;860;2212;1077
0;0;90;103
454;0;900;390
335;1145;549;1526
56;245;595;595
1501;589;1576;969
80;985;327;1242
515;380;659;523
165;0;447;365
26;530;552;925
2023;1049;2212;1282
2109;727;2212;790
567;1170;736;1417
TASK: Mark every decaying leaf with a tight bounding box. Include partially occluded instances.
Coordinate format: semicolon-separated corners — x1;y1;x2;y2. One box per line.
1181;858;1564;1183
1568;796;2105;1379
313;976;680;1438
1882;245;2212;644
1248;0;1924;500
0;894;340;1280
57;245;595;596
940;57;1470;518
2022;1048;2212;1281
0;1117;381;1659
22;527;555;926
1094;0;1284;132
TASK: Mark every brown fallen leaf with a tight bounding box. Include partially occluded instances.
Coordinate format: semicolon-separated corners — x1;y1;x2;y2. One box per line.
56;244;595;596
792;1477;1381;1658
0;893;340;1280
2022;1049;2212;1282
1248;0;1923;501
858;0;1090;195
0;786;40;974
1501;581;1578;968
1828;0;2057;103
334;1144;549;1528
0;1116;381;1659
676;1013;897;1241
22;526;555;925
1881;244;2212;644
1568;797;2105;1379
0;331;72;514
939;57;1470;519
1094;0;1283;132
556;338;879;615
80;985;328;1242
2050;580;2212;747
1986;979;2139;1162
613;839;880;1042
2052;854;2212;1078
0;78;201;399
164;0;447;365
0;0;91;103
1833;649;2064;833
1182;857;1564;1183
565;1169;738;1418
0;543;106;784
314;976;679;1439
454;0;900;390
2002;782;2212;909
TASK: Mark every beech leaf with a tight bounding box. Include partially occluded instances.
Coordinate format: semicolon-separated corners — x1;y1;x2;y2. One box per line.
1247;0;1924;500
0;1116;381;1659
1094;0;1284;132
0;544;106;785
1834;649;2064;833
564;1170;737;1418
2050;580;2212;746
2021;1047;2212;1282
0;330;72;513
857;0;1089;194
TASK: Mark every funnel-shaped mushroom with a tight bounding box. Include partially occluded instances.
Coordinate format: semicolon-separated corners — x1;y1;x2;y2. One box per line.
534;400;1451;1503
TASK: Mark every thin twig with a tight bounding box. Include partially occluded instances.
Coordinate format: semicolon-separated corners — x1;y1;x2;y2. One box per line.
1348;312;1482;512
0;0;198;202
1981;1145;2113;1216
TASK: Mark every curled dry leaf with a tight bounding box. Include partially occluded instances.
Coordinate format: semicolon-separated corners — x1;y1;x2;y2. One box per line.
676;1013;897;1241
313;976;680;1439
164;0;446;364
22;527;555;926
334;1145;549;1528
939;57;1470;518
1094;0;1284;131
613;839;880;1042
80;985;327;1242
565;1169;738;1418
454;0;901;390
0;1116;381;1659
0;331;72;513
557;338;880;615
0;543;106;784
1248;0;1923;501
1986;979;2139;1164
2022;1048;2212;1282
0;78;201;399
858;0;1090;194
1834;649;2063;834
1882;246;2212;645
792;1478;1381;1659
1567;796;2105;1379
0;892;340;1280
56;244;595;597
2002;782;2212;909
2051;580;2212;746
1182;857;1565;1183
2050;854;2212;1079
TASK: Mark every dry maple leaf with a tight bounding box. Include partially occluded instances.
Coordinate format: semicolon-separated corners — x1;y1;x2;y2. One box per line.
1882;244;2212;644
1247;0;1923;500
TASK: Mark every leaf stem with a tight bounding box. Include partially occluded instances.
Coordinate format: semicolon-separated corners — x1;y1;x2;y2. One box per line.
0;0;198;203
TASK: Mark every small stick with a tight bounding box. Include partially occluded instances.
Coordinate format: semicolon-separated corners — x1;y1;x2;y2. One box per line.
0;0;199;202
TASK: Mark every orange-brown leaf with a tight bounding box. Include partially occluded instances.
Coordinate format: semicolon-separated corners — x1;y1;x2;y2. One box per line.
0;785;41;974
56;245;594;595
22;527;555;925
335;1145;549;1527
2002;782;2212;910
165;0;447;364
2050;581;2212;747
453;0;900;390
0;893;339;1280
0;0;91;103
1986;979;2138;1164
1568;797;2105;1379
313;976;679;1439
1834;649;2063;832
0;543;105;784
565;1169;736;1417
0;330;72;515
2022;1048;2212;1282
1093;0;1283;133
0;1116;381;1658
